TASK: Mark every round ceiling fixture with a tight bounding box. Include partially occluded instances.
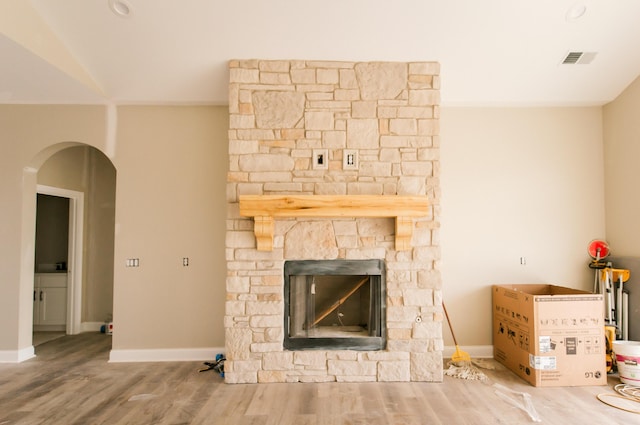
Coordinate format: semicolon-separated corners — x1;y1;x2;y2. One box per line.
566;3;587;22
108;0;132;18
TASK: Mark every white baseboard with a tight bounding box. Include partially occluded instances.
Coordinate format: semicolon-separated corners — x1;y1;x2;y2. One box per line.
0;346;35;363
34;325;65;332
443;345;494;359
109;347;225;363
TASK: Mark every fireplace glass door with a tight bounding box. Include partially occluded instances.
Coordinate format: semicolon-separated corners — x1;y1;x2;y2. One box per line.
284;259;386;350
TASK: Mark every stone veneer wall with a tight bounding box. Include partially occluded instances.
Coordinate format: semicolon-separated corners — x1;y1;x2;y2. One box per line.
225;60;443;383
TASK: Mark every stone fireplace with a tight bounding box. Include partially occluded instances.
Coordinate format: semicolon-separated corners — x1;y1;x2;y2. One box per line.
225;60;443;383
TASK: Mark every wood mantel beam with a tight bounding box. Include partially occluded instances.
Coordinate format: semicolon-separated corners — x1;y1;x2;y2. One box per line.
239;195;429;251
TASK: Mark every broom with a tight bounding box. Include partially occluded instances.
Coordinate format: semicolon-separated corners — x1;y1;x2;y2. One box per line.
442;302;488;381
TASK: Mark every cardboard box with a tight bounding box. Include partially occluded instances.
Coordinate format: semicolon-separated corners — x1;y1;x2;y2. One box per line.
492;284;606;387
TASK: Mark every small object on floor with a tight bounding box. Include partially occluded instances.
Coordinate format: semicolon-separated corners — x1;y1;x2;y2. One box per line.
494;383;542;422
199;353;225;377
596;383;640;414
444;361;488;381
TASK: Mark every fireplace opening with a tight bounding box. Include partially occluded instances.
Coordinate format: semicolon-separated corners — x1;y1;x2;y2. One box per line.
284;259;386;350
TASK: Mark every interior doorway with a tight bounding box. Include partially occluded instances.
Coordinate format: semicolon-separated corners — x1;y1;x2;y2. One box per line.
35;186;84;337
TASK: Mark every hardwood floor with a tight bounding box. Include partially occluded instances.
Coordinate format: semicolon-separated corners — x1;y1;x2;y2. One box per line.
32;332;66;346
0;333;636;424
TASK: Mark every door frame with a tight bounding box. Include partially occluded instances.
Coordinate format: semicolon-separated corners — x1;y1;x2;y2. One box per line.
36;185;84;335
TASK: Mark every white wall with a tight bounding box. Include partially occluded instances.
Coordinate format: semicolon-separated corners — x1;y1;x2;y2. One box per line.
0;105;227;361
440;107;605;348
0;102;609;359
604;75;640;255
111;106;228;353
602;75;640;341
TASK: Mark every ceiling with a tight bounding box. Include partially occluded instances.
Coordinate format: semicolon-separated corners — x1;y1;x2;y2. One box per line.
2;0;640;106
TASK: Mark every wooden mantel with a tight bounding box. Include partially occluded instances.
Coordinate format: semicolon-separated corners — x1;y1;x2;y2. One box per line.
238;195;429;251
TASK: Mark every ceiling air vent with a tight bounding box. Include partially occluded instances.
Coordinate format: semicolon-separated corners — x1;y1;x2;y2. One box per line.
561;51;597;65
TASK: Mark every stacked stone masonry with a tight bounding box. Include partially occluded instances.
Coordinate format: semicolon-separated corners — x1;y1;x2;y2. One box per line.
226;60;443;383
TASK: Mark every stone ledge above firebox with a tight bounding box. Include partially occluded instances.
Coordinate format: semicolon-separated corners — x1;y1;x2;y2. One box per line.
239;195;428;251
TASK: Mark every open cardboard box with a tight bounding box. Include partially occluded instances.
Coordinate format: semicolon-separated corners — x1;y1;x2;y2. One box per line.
492;284;606;387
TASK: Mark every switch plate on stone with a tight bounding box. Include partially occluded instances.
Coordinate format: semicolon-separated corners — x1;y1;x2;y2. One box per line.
312;149;328;170
343;149;358;170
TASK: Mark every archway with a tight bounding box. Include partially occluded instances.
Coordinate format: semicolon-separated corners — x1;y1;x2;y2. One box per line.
21;143;116;356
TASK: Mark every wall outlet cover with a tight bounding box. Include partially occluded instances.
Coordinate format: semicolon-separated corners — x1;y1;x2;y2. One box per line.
312;149;329;170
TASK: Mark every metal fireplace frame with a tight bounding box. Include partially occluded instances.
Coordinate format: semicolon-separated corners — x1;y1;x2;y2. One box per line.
283;259;387;351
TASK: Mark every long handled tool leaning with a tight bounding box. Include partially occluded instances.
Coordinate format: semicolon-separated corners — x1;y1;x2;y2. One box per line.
443;302;471;364
442;302;487;381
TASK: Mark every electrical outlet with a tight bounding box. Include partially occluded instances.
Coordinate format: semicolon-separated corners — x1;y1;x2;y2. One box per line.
126;258;140;267
520;257;526;265
343;149;358;170
183;257;189;266
312;149;328;170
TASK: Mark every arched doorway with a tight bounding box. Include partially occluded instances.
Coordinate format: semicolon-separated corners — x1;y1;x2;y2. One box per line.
22;143;116;354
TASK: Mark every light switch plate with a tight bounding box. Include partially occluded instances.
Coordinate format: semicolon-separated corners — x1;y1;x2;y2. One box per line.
343;149;358;170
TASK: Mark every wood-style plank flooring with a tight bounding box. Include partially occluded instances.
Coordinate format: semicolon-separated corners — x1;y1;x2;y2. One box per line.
0;333;637;424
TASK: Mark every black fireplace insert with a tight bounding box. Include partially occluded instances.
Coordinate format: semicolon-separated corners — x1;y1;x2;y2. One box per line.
283;259;386;350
